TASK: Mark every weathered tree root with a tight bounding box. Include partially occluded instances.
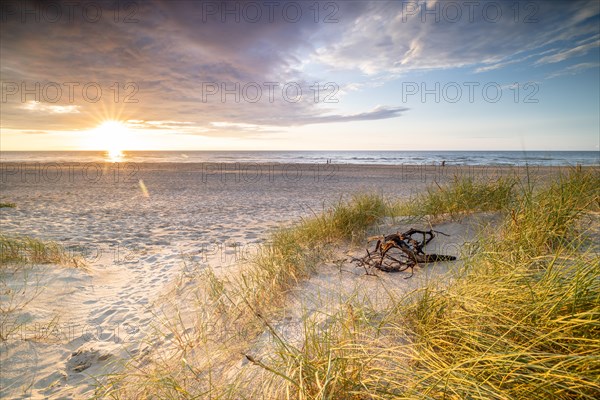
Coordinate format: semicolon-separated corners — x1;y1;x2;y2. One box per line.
352;228;456;278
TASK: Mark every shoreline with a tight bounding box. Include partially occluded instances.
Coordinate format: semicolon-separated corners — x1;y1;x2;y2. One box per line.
1;160;592;173
1;160;598;166
1;149;598;169
1;163;592;192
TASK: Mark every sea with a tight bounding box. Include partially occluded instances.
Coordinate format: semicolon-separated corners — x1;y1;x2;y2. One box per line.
0;151;598;166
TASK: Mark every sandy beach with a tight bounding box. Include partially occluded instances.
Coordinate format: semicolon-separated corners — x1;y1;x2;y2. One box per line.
3;0;598;396
0;163;585;397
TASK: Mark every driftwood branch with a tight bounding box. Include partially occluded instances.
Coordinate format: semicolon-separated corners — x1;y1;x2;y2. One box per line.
352;229;456;278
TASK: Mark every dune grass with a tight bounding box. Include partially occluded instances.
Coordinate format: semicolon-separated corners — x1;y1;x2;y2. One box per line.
393;175;517;220
0;202;16;208
97;193;391;398
100;168;600;399
1;234;85;345
254;168;600;399
242;193;388;309
390;169;600;399
500;169;600;255
0;234;85;267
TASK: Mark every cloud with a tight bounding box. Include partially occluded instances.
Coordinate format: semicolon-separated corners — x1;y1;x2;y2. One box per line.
546;62;600;79
261;106;409;126
313;1;600;75
1;128;49;135
474;48;557;73
535;40;600;65
1;0;598;137
137;106;408;137
125;120;195;130
21;101;80;114
1;0;390;133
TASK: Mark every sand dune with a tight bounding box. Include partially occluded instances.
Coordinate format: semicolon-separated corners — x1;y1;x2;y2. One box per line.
0;163;566;397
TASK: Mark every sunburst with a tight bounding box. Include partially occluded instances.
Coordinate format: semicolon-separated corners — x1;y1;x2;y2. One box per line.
85;120;134;162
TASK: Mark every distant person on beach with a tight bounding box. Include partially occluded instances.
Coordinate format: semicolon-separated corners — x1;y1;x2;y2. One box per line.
441;160;446;167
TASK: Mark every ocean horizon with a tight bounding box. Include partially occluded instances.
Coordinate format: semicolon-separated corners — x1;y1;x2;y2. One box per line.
0;150;598;166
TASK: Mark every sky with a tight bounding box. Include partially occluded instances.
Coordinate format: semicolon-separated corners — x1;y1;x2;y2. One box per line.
0;0;599;151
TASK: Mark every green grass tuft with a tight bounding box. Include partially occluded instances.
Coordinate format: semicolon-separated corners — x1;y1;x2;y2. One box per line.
500;169;600;257
0;234;85;268
394;176;517;220
242;193;389;310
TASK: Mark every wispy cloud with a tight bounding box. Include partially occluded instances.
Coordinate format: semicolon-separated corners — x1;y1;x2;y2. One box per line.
314;1;599;75
21;101;80;114
546;62;600;79
474;48;558;73
535;40;600;65
280;106;408;126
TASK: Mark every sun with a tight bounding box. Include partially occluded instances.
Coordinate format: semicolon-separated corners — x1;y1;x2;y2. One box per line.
86;120;134;161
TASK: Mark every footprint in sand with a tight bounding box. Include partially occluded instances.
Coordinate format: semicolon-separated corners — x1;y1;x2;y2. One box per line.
66;346;112;373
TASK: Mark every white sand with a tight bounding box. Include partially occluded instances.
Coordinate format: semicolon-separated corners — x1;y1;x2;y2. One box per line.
0;163;562;398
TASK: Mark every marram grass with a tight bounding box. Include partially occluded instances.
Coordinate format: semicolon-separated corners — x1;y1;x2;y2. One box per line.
241;193;389;310
0;234;85;267
254;169;600;399
97;193;392;398
393;175;517;220
99;169;600;399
